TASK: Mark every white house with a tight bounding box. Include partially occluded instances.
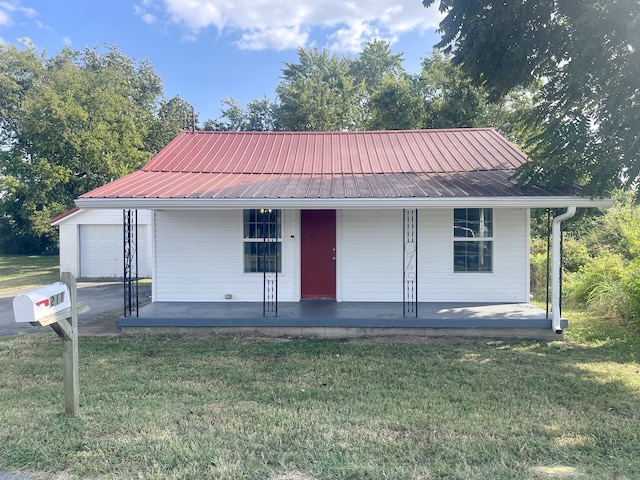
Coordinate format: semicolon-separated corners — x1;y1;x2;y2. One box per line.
51;208;153;279
73;129;612;333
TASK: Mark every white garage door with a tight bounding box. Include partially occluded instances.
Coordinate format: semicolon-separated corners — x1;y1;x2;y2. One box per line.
79;225;148;278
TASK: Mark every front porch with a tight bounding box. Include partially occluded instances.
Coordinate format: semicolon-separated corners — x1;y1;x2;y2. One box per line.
118;301;566;338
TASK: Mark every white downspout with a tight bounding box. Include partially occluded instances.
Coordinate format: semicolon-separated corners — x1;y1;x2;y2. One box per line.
551;206;576;334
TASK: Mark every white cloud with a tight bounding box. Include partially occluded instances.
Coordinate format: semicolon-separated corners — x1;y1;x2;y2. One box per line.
0;1;37;31
142;13;156;24
62;36;72;46
327;21;384;53
236;25;309;51
0;35;6;45
150;0;442;52
134;5;156;24
0;9;10;26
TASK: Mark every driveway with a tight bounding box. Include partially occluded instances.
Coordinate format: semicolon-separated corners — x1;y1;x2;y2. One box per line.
0;281;151;336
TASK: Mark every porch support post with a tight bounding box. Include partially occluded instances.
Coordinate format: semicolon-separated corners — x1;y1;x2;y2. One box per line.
262;208;278;317
545;208;551;318
551;207;576;333
403;209;418;317
123;209;139;317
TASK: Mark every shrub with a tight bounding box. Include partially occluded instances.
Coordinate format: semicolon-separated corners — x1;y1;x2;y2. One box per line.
530;251;548;301
533;191;640;327
565;251;628;318
529;233;590;301
620;259;640;323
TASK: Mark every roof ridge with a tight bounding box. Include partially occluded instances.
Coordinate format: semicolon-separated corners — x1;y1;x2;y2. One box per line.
184;127;498;136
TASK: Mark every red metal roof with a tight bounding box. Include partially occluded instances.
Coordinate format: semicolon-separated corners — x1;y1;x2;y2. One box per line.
50;206;80;224
79;129;567;200
142;128;526;174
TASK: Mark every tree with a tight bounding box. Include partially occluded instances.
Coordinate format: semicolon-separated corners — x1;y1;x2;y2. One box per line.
203;97;277;132
418;51;487;129
0;45;168;254
202;41;534;137
245;97;277;132
365;74;425;130
147;95;198;153
423;0;640;195
365;50;536;134
274;43;497;132
275;48;366;131
350;39;405;94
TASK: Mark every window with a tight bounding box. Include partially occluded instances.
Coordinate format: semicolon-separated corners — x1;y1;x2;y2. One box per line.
453;208;493;272
243;209;281;273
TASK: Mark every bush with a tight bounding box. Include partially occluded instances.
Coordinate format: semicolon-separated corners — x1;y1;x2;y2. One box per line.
620;260;640;322
566;251;625;305
529;232;590;301
564;248;640;324
533;190;640;327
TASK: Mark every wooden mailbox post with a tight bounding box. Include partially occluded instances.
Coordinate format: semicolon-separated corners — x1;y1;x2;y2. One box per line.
13;272;88;417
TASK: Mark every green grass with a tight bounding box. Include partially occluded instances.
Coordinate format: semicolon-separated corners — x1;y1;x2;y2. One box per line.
0;255;60;292
1;310;639;479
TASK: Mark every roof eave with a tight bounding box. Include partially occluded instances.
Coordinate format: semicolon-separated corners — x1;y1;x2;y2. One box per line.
50;207;82;226
75;196;614;210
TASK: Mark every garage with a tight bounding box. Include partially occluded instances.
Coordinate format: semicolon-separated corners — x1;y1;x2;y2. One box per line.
79;224;149;278
52;208;152;279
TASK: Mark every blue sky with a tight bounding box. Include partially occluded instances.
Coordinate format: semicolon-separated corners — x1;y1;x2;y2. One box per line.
0;0;443;122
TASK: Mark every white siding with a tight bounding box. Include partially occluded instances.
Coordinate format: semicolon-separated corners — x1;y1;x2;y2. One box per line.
420;208;529;302
153;207;529;303
154;210;298;302
338;208;528;303
339;210;403;301
58;223;79;276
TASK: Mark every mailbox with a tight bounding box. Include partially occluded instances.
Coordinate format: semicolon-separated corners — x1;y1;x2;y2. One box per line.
13;282;71;324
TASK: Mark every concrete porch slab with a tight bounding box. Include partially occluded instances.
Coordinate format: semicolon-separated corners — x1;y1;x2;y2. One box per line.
118;301;566;338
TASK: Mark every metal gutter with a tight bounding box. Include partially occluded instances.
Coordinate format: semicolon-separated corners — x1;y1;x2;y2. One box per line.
75;196;614;210
551;207;577;334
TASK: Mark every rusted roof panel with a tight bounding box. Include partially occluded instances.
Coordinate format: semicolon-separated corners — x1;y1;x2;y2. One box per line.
81;171;573;200
80;128;571;201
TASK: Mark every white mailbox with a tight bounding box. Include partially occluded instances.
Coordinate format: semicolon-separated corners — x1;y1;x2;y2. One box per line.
13;282;72;325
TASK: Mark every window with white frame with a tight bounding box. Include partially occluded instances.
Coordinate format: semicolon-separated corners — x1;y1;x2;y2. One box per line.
243;209;282;273
453;208;493;272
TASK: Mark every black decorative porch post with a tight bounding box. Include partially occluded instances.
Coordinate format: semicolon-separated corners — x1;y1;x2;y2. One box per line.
123;209;139;317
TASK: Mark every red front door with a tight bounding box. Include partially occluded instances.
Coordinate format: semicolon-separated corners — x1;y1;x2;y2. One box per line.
301;210;336;299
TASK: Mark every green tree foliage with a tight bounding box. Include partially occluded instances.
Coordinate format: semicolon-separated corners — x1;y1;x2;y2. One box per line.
349;39;405;94
276;48;366;131
423;0;640;195
205;42;534;136
0;45;184;254
418;51;487;129
365;74;425;130
203;97;276;132
146;95;198;153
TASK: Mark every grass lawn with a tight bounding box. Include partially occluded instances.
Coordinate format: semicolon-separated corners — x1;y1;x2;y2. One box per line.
0;311;639;479
0;255;59;292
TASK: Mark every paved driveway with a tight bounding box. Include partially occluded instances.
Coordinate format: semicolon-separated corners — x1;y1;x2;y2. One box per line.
0;281;151;336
